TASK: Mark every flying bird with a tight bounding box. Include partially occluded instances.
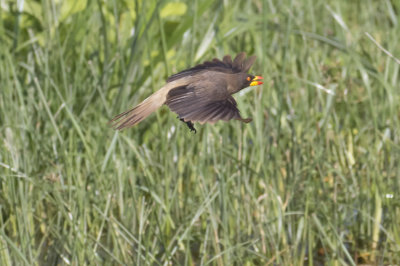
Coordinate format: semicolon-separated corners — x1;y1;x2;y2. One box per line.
109;52;263;133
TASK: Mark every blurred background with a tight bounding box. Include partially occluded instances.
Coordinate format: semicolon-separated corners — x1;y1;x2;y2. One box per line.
1;0;399;264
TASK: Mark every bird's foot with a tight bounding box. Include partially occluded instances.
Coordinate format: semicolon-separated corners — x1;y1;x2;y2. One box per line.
178;117;197;133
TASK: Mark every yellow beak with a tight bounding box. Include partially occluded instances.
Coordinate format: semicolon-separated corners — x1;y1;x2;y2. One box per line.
250;76;263;86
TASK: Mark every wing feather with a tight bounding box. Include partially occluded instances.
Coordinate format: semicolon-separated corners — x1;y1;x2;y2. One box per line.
166;86;250;124
167;52;255;82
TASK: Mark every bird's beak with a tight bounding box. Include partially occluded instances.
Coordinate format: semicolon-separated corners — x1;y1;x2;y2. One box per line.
250;76;263;86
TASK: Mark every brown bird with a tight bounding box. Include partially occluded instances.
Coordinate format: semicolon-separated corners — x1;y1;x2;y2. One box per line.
109;52;263;133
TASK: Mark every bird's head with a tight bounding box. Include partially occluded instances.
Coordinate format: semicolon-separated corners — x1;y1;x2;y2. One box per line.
241;74;263;89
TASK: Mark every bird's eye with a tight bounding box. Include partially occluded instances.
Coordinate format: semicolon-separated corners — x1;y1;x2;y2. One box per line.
246;76;251;81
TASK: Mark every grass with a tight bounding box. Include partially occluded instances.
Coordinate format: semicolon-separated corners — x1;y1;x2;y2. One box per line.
1;0;400;264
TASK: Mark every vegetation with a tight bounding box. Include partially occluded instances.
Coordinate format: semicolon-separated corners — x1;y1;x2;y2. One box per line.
1;0;399;264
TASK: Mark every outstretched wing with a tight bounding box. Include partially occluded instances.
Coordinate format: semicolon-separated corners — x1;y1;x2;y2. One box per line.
167;52;257;82
165;86;251;124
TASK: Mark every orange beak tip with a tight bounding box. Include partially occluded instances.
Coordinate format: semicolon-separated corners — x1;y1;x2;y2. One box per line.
250;81;263;86
250;75;264;86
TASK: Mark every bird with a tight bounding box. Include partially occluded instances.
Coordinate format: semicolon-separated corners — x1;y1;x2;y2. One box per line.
109;52;263;133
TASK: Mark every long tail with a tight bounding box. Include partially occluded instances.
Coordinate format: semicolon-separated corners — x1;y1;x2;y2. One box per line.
109;87;167;130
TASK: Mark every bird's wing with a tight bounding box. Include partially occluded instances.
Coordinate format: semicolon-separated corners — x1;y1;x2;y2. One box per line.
165;86;251;124
167;52;257;82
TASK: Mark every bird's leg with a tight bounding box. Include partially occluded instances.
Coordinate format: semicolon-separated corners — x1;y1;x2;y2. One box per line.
185;121;197;134
178;117;197;133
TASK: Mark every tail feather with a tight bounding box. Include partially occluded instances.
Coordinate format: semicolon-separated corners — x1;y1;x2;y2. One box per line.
109;89;165;130
109;79;189;130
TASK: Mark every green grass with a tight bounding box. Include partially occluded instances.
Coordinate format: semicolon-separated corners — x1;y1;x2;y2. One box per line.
1;0;400;265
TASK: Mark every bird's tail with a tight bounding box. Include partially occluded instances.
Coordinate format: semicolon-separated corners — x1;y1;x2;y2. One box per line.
109;88;166;130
